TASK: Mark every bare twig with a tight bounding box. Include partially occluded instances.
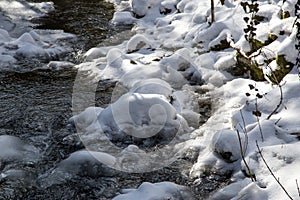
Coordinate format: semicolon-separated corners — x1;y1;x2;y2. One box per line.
256;141;294;200
237;130;255;181
255;98;264;142
211;0;215;24
239;110;248;154
267;81;284;120
296;179;300;197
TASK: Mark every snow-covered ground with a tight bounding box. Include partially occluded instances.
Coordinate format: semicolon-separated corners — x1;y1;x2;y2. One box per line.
1;0;299;199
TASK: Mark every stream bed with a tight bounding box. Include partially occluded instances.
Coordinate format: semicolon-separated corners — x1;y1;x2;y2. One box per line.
0;0;230;199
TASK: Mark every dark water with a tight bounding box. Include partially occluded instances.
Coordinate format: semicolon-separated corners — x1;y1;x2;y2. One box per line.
0;1;228;199
30;0;131;51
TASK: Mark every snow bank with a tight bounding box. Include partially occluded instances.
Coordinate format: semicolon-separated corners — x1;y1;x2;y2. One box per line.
75;0;299;198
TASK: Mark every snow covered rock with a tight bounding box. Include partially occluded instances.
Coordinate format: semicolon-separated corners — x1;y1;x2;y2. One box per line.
130;0;150;18
126;34;152;53
98;93;190;146
234;182;268;200
38;150;117;188
211;129;241;163
84;47;110;61
0;135;40;164
46;61;75;70
112;11;137;25
113;181;195;200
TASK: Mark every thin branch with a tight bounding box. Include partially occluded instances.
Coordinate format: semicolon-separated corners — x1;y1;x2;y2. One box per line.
211;0;215;24
255;98;264;142
237;130;255;181
296;179;300;197
256;141;294;200
267;81;284;120
239;110;248;154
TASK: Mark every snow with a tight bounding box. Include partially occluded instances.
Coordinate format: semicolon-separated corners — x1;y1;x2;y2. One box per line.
0;135;40;163
112;181;195;200
38;150;117;188
82;0;299;198
0;1;75;68
1;0;299;199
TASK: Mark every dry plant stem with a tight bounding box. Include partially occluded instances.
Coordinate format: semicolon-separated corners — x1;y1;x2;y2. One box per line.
255;98;264;142
267;75;284;120
296;179;300;197
237;130;255;181
239;110;248;154
256;141;294;200
211;0;215;23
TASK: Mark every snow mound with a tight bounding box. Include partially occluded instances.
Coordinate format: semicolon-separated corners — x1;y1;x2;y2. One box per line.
126;34;152;53
0;135;39;163
38;150;117;188
97;93;189;145
113;181;195;200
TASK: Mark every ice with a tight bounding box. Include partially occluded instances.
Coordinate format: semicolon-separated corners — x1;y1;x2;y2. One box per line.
113;181;195;200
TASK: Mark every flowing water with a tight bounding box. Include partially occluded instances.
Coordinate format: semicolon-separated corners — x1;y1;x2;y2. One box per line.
0;1;229;199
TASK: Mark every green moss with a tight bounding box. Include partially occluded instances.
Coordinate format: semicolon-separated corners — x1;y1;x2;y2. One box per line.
248;38;264;54
247;33;278;54
235;52;265;81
